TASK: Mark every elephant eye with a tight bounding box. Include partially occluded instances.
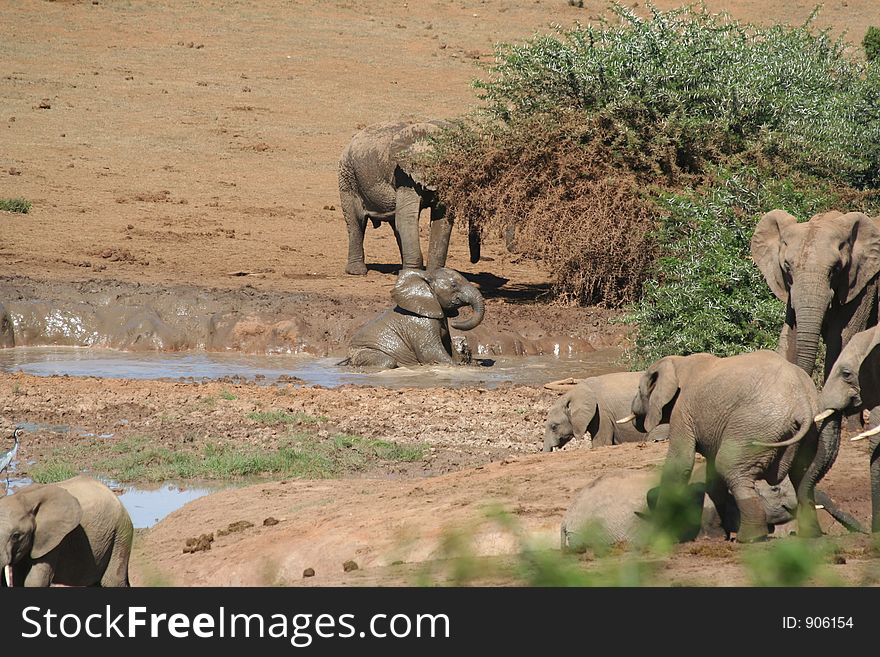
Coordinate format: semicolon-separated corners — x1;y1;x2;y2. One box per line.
11;532;20;540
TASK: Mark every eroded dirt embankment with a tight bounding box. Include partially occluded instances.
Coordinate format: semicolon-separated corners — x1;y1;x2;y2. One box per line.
0;276;623;357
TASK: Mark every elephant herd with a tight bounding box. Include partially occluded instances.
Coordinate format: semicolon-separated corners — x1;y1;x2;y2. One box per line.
549;209;880;544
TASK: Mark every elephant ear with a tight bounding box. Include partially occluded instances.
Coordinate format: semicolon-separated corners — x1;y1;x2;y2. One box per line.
645;359;680;432
751;210;798;301
20;485;83;559
567;387;598;441
391;121;447;191
392;270;444;319
838;212;880;304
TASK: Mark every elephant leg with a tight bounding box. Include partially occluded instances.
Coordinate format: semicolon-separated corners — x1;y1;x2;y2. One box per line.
349;348;399;369
727;479;769;543
394;185;424;270
23;559;55;587
341;190;368;276
792;415;835;538
870;407;880;532
426;205;453;271
704;461;737;539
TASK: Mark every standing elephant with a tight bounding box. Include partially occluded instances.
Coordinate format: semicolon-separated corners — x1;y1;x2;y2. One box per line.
751;209;880;379
0;302;12;348
338;120;480;275
625;351;835;542
343;267;484;368
815;324;880;531
543;372;668;451
1;475;133;587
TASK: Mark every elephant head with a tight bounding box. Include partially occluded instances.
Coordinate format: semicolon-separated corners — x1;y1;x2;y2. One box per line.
392;267;485;331
751;210;880;375
0;484;83;587
543;385;612;452
631;355;697;433
0;302;13;348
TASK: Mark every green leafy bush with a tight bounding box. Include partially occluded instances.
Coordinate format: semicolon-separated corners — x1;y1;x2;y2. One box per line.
864;26;880;62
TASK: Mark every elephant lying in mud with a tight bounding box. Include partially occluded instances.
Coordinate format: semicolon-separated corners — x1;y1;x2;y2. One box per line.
623;350;837;542
751;209;880;379
342;268;484;368
816;323;880;531
560;469;799;550
338;120;480;275
1;476;133;587
543;372;668;451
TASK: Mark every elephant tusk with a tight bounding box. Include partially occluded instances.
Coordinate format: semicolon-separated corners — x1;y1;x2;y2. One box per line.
815;504;825;510
851;424;880;442
3;565;11;587
616;414;636;425
814;409;835;424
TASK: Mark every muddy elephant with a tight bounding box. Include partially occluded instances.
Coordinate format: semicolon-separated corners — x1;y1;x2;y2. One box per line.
751;209;880;379
560;469;799;550
543;372;668;451
0;475;133;587
816;324;880;531
338;120;480;275
342;267;484;368
0;302;12;348
625;351;837;542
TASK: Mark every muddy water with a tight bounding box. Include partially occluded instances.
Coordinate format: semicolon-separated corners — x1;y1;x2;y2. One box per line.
0;346;624;388
5;475;218;528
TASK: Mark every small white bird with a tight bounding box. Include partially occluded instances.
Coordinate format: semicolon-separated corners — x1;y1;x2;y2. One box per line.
0;427;22;493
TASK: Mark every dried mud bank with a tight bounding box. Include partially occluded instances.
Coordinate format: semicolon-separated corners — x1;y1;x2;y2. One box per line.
0;276;622;357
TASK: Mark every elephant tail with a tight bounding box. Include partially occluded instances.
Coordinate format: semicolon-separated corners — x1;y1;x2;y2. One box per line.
751;417;813;448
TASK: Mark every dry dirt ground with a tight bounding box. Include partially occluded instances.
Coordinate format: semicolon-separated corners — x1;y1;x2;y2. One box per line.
2;0;880;586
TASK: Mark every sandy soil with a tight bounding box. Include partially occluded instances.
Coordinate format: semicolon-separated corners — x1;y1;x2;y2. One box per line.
2;0;880;586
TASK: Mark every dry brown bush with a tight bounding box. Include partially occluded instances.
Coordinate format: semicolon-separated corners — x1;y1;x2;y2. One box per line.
424;116;659;307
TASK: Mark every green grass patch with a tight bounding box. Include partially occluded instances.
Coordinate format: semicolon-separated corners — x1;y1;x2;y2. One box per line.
0;198;31;214
28;432;425;483
29;461;80;484
219;389;238;401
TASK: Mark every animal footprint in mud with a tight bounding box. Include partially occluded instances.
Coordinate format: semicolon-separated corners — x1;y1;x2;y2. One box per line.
183;533;214;553
217;520;254;536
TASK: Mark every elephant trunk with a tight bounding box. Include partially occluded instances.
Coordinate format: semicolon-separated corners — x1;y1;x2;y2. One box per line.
450;285;485;331
790;282;832;375
797;412;842;537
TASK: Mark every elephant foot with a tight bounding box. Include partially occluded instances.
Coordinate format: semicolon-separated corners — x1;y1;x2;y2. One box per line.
345;262;368;276
735;532;770;544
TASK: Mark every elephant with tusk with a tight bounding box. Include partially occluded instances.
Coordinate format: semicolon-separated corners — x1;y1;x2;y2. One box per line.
543;372;668;451
815;323;880;531
338;120;480;275
0;475;133;587
751;209;880;380
342;267;485;368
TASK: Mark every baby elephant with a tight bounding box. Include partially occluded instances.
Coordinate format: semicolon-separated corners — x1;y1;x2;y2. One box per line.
1;475;133;587
626;350;835;542
560;469;798;550
543;372;667;451
343;268;485;369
